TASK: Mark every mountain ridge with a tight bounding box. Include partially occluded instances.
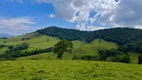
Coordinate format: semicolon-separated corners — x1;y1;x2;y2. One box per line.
36;26;142;53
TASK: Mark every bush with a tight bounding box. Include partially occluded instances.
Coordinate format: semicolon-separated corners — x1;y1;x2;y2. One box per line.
98;49;121;61
72;55;98;61
98;49;130;63
116;54;130;63
6;43;29;53
0;44;7;49
138;55;142;64
0;47;53;60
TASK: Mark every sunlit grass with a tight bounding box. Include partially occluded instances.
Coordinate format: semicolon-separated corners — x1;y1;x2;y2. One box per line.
0;60;142;80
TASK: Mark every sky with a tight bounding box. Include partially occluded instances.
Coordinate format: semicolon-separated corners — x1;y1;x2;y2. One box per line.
0;0;142;35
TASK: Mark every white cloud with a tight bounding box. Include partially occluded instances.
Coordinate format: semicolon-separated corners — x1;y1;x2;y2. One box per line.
35;0;118;30
0;17;35;30
48;14;56;18
35;0;142;30
87;26;104;31
4;0;23;3
134;25;142;29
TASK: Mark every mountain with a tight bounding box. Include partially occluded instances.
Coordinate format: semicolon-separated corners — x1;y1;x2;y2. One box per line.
0;33;12;38
36;26;142;44
36;26;142;53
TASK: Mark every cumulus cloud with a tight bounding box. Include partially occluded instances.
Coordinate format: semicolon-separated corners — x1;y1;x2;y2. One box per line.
107;0;142;27
0;17;35;30
6;0;142;30
35;0;142;30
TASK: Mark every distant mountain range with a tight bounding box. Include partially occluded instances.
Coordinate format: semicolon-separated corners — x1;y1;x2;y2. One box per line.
0;33;12;38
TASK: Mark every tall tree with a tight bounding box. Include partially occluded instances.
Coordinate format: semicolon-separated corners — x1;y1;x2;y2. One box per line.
53;40;73;60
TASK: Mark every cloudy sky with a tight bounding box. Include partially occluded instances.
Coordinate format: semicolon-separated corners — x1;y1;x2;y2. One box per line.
0;0;142;35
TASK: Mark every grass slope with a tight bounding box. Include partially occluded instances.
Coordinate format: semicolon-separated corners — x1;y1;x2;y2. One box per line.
0;60;142;80
18;39;118;60
0;39;4;44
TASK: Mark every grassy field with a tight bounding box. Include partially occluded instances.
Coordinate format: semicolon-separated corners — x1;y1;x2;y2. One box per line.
0;39;4;44
18;39;118;60
129;52;142;64
0;60;142;80
0;34;142;80
0;34;141;64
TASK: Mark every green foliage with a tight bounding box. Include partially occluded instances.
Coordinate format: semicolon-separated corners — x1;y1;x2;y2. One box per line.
98;49;130;63
37;26;142;53
54;40;73;59
21;37;30;41
115;54;130;63
6;43;29;52
0;47;53;60
0;44;7;48
119;41;142;53
138;55;142;64
18;39;118;61
72;55;98;61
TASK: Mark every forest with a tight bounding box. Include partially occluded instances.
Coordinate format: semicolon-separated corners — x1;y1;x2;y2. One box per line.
37;26;142;53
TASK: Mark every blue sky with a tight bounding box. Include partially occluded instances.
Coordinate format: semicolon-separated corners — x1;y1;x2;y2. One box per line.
0;0;142;35
0;0;74;35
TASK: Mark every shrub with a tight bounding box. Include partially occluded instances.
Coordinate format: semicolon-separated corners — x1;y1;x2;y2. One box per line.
98;49;130;63
72;55;98;61
138;55;142;64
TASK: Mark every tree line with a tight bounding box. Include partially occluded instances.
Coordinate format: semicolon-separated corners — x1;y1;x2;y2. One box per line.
73;49;130;63
0;43;53;60
36;26;142;53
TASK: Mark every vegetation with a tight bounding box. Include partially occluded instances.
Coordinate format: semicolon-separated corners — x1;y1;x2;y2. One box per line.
0;27;142;79
18;39;118;61
37;26;142;53
0;60;142;80
98;49;130;63
0;47;53;60
54;40;73;59
138;55;142;64
6;43;29;52
0;44;7;49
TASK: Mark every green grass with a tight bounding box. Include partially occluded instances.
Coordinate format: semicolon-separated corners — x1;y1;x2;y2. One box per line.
73;39;118;56
0;60;142;80
0;47;7;54
129;52;142;64
0;39;5;44
6;33;60;49
18;39;118;60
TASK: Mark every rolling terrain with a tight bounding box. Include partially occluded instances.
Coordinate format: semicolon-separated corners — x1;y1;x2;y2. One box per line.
0;27;142;79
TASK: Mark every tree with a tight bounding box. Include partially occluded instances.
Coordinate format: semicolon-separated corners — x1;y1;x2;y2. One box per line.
53;40;73;60
138;55;142;64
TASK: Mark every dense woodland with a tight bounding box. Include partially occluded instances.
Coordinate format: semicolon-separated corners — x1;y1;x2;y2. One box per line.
37;26;142;53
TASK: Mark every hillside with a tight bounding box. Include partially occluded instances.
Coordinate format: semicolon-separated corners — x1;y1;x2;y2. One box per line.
0;27;141;64
37;27;142;53
18;39;118;60
0;60;142;80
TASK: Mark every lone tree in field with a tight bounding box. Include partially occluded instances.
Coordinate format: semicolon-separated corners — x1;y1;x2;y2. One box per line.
53;40;73;60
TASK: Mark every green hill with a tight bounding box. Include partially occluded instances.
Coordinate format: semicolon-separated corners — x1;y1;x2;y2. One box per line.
0;27;142;79
37;27;142;53
18;39;118;60
0;30;140;64
0;60;142;80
